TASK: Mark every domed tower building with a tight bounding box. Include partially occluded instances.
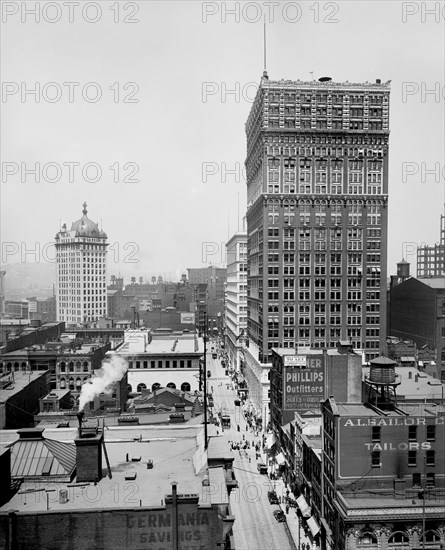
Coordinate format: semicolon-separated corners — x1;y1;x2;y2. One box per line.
55;203;108;325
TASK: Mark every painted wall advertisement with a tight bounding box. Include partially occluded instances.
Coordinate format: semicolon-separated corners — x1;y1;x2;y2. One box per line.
181;312;195;324
283;357;325;413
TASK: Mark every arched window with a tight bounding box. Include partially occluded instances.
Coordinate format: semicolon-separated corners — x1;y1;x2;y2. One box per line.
127;384;132;393
68;362;74;371
60;378;66;389
167;382;176;389
137;383;147;392
83;361;89;372
60;362;66;373
181;382;191;392
76;377;82;388
14;362;19;371
421;531;440;543
357;532;378;546
75;361;81;372
69;377;75;390
21;362;27;370
151;383;161;391
388;532;409;544
7;363;12;370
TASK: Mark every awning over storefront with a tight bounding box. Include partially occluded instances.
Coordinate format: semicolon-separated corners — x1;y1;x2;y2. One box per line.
265;433;276;449
307;516;320;537
400;356;415;362
275;452;286;466
296;495;311;518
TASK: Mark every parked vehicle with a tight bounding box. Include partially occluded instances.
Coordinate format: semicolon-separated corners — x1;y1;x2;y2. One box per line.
273;510;286;522
221;415;231;428
212;353;217;359
257;462;267;474
267;491;279;504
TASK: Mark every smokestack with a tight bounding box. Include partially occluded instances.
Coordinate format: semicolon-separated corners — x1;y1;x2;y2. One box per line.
76;410;84;438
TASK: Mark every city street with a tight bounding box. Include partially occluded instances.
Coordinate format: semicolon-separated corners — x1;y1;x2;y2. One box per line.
207;345;297;550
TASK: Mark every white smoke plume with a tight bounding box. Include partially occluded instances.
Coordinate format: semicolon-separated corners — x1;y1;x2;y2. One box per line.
78;353;128;412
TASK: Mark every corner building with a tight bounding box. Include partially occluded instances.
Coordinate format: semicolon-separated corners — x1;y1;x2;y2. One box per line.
55;203;108;325
245;74;390;363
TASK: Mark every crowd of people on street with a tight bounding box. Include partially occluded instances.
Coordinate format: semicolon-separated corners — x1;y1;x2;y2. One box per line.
209;340;318;550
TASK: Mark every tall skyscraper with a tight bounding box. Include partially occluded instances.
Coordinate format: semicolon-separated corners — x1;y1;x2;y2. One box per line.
245;74;390;367
225;230;248;371
55;203;108;324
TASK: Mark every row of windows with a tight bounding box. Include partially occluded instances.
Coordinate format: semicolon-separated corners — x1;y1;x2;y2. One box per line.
371;425;436;441
266;290;380;301
267;119;384;131
133;382;191;393
263;253;378;266
371;450;436;468
128;359;194;369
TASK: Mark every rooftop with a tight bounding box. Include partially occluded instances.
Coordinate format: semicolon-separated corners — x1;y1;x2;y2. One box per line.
332;401;445;418
0;424;222;513
117;333;203;356
40;390;71;402
336;492;445;520
259;76;391;90
363;365;445;401
0;371;48;403
418;277;445;289
272;347;360;358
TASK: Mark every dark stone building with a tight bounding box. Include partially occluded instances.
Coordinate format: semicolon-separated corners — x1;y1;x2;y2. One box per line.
389;276;445;383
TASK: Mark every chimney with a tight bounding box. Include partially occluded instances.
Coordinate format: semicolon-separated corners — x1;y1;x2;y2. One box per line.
74;412;103;482
76;411;84;438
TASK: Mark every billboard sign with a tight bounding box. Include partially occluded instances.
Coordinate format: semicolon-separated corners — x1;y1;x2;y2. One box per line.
283;357;324;413
139;299;152;311
284;355;306;367
181;312;195;324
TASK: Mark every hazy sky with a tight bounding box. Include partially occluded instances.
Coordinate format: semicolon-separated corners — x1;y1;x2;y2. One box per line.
1;0;444;281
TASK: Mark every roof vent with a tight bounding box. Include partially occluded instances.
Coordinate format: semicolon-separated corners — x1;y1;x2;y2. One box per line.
18;428;45;440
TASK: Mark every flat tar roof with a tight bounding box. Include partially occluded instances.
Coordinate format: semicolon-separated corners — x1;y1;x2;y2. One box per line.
0;425;226;513
0;371;48;403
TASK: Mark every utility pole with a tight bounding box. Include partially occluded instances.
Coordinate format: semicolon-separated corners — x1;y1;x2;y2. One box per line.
203;313;208;450
422;453;426;550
